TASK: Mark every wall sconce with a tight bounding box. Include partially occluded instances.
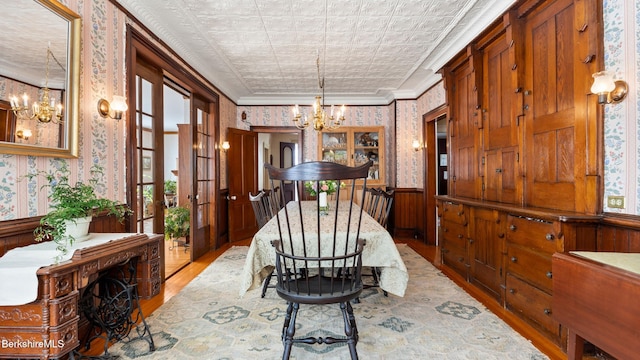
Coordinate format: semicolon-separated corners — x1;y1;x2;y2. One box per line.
16;129;33;140
97;96;128;120
412;139;423;152
221;141;230;152
591;71;628;105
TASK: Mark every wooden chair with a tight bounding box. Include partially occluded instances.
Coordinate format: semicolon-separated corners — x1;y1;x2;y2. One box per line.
265;160;372;360
361;187;395;294
362;187;394;229
249;188;282;297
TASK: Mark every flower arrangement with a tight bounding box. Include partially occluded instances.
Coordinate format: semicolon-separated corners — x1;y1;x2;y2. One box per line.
305;180;344;196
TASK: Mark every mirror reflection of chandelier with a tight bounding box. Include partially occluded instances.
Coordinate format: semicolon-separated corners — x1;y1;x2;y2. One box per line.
10;47;63;124
292;55;346;131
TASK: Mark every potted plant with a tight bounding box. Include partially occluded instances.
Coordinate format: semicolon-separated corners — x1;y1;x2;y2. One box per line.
164;206;190;242
25;162;131;255
164;179;177;207
142;185;154;216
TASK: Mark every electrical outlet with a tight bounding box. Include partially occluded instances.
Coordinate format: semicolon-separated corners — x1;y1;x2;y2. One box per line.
607;195;625;209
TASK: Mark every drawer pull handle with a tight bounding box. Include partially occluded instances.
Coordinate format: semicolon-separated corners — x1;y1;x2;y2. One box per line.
544;309;551;315
545;233;555;241
469;239;474;244
509;224;517;231
546;271;553;279
457;234;463;238
509;289;515;294
457;211;464;216
511;256;517;263
498;233;505;238
443;228;448;233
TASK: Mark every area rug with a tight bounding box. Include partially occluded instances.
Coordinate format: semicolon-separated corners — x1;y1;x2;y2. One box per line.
107;245;548;360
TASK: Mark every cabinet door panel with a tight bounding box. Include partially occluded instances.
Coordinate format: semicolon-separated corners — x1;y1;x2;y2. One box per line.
469;208;504;300
524;0;585;212
449;59;479;199
484;33;516;150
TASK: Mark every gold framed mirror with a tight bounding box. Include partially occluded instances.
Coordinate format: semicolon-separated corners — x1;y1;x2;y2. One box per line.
0;0;80;158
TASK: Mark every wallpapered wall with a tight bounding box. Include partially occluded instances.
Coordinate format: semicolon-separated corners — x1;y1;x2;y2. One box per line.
0;0;128;220
602;0;640;214
0;0;238;221
234;105;397;186
233;81;446;190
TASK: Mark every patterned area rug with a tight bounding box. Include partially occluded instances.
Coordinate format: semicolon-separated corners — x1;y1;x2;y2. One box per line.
107;245;548;359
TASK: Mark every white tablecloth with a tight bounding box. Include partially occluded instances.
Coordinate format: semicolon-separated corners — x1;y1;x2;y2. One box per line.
239;201;408;297
0;233;142;306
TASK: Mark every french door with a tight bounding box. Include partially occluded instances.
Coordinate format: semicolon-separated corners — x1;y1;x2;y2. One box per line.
133;61;164;235
190;95;215;259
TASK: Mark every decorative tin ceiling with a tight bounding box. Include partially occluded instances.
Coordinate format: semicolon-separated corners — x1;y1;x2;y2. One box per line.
118;0;516;105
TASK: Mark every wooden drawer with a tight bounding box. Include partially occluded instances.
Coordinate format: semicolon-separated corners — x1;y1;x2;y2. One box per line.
442;242;467;277
441;202;467;225
46;269;76;299
48;317;80;357
140;257;160;279
505;274;560;341
50;291;78;327
148;240;160;259
138;276;161;299
442;222;468;249
507;215;559;254
506;245;553;292
0;318;78;358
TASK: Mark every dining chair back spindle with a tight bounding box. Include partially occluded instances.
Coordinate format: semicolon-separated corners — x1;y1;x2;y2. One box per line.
249;190;275;229
265;160;373;360
362;187;395;229
249;187;283;298
361;188;395;296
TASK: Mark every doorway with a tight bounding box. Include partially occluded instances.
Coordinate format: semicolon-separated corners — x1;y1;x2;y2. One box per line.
227;126;303;242
423;106;448;247
127;28;221;282
162;83;191;277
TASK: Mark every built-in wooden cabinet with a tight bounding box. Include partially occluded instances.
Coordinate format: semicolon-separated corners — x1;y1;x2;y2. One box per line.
505;215;561;340
439;201;468;277
436;196;599;346
468;207;505;302
442;0;600;214
318;126;385;186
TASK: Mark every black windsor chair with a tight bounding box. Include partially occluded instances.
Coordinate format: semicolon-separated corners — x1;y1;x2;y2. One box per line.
265;160;373;360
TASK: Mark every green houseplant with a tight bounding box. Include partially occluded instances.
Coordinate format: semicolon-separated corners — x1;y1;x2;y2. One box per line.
164;179;178;207
25;162;131;254
164;206;190;240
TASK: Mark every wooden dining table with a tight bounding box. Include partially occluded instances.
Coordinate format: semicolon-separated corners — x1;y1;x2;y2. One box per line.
239;201;408;297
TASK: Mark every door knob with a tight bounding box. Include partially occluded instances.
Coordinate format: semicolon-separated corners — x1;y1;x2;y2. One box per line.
227;195;237;200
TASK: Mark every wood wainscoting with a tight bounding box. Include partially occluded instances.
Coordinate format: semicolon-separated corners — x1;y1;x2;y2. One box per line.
598;214;640;251
392;187;424;242
217;188;229;248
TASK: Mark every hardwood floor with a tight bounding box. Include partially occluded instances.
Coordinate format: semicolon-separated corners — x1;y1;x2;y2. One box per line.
81;237;572;359
164;236;191;278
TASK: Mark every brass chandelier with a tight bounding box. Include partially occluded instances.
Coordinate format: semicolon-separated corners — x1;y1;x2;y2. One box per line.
292;55;346;131
10;47;63;124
